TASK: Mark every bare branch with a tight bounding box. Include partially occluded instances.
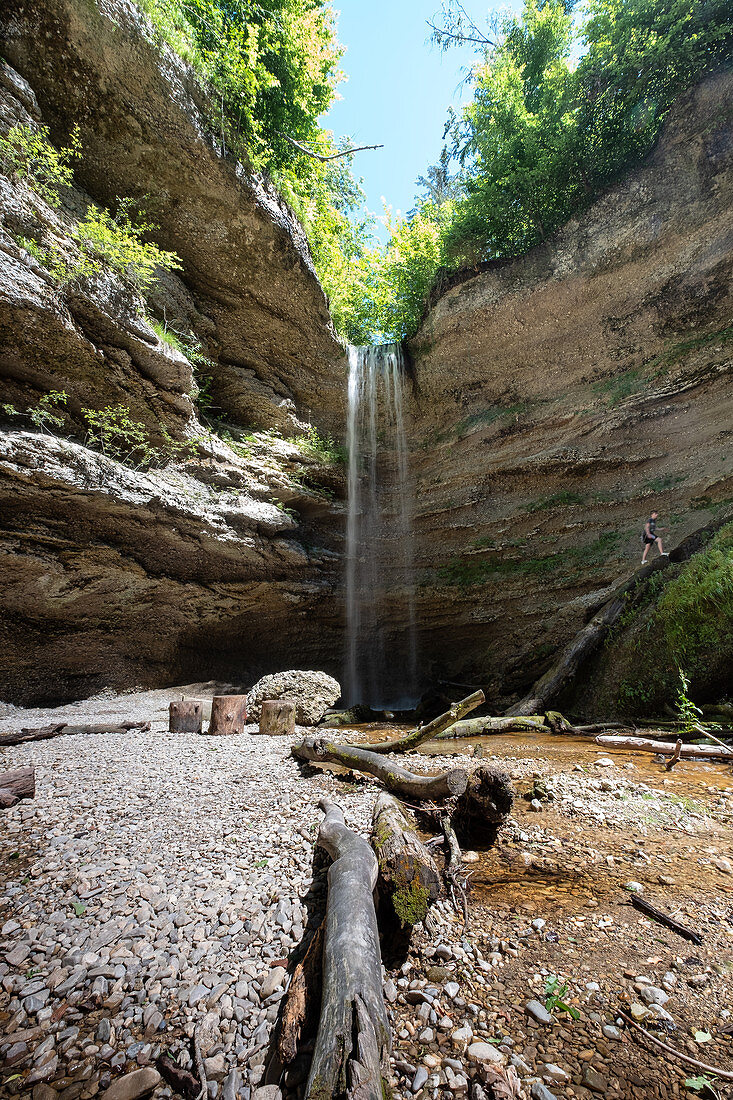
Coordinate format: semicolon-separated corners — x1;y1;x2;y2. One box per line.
426;19;494;47
280;134;383;162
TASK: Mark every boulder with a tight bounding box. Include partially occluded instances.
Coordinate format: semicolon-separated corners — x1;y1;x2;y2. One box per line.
247;671;341;726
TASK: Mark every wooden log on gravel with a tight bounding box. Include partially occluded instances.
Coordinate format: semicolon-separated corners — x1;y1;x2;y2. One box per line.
595;735;732;760
207;695;248;736
305;799;390;1100
293;736;468;801
259;699;296;737
372;793;441;927
453;765;514;844
0;720;150;747
0;766;35;809
169;700;203;734
365;690;484;754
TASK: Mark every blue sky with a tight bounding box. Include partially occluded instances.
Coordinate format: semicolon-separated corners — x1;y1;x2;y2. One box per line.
324;1;522;240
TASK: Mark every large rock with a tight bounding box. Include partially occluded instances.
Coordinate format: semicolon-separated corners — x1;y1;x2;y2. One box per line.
247;671;341;726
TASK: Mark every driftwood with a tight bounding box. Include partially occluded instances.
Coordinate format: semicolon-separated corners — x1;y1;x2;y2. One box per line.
260;699;296;737
453;765;514;844
365;690;485;754
665;739;683;771
169;700;203;734
276;922;325;1070
305;799;390;1100
0;720;150;747
629;894;703;945
595;735;732;760
156;1053;200;1100
618;1010;733;1081
293;736;468;800
0;766;35;809
372;793;441;927
439;714;548;738
506;518;731;717
208;695;248;736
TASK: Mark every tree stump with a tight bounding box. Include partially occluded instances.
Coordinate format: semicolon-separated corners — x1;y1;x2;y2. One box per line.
259;699;296;736
208;695;248;735
169;700;204;734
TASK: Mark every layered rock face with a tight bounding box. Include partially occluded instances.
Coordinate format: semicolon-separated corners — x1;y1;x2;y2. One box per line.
407;71;733;711
0;4;347;705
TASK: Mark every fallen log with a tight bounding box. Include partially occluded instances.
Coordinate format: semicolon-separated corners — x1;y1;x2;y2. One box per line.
595;735;732;760
365;690;485;754
305;799;390;1100
276;921;325;1070
208;695;248;735
372;793;441;927
156;1052;200;1100
169;700;203;734
0;766;35;809
259;699;296;737
453;765;514;844
293;736;468;800
629;894;703;945
438;714;549;738
0;721;150;747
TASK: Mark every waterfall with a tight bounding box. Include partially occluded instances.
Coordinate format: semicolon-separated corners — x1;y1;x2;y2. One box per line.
345;344;418;708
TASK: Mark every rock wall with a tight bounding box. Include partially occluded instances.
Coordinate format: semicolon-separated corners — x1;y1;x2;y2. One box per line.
0;2;347;705
407;70;733;711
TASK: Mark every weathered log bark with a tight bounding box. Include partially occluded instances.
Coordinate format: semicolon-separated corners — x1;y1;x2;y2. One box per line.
630;894;703;944
293;737;468;801
259;699;296;737
372;793;441;927
208;695;248;736
305;799;390;1100
453;765;514;844
595;735;732;760
665;739;683;771
275;921;325;1071
156;1053;200;1100
0;720;150;747
439;714;549;738
169;700;203;734
0;766;35;809
365;690;485;754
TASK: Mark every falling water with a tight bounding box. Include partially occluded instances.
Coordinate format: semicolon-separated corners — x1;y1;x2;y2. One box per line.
345;344;418;708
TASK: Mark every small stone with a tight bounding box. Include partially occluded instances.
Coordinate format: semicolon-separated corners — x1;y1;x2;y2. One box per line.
452;1026;473;1046
411;1066;428;1092
467;1042;504;1064
526;1000;553;1025
5;944;32;967
97;1018;112;1043
462;851;479;863
260;967;287;999
532;919;546;931
434;945;452;960
444;981;460;999
529;799;543;811
630;1002;649;1020
639;986;669;1006
384;979;398;1003
602;1025;621;1040
531;1085;558;1100
204;1054;227;1081
543;1064;569;1083
252;1088;282;1100
582;1065;607;1093
715;858;732;874
101;1068;161;1100
625;881;644;893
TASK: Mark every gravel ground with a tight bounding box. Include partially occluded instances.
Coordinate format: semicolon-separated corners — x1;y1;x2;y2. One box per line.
1;688;732;1100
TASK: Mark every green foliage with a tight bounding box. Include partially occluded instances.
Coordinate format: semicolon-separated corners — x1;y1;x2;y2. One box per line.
63;202;181;292
674;667;703;732
0;123;80;204
528;490;585;512
592;368;646;405
28;390;69;432
437;530;621;587
82;404;198;468
544;975;580;1019
294;423;346;465
148;317;213;367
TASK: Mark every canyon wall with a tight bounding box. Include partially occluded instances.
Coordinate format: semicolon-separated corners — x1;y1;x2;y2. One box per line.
0;1;347;705
407;69;733;711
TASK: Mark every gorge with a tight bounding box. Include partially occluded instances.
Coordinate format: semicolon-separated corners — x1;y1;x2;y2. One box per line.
0;0;732;716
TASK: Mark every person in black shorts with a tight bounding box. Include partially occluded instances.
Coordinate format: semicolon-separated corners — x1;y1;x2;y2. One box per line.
641;511;668;564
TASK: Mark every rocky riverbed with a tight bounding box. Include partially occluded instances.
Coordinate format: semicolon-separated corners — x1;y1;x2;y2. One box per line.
2;687;732;1100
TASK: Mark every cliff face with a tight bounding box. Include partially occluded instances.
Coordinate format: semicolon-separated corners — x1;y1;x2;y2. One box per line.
0;2;347;705
407;70;733;711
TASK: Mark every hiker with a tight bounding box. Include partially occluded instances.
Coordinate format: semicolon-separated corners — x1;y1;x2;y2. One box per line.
641;511;668;564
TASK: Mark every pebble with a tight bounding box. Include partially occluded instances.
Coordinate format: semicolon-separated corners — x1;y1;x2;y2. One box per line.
531;1085;558;1100
101;1068;161;1100
582;1065;608;1093
625;881;644;893
543;1064;569;1082
602;1025;621;1040
639;986;669;1006
467;1042;505;1064
411;1066;429;1092
526;1000;553;1025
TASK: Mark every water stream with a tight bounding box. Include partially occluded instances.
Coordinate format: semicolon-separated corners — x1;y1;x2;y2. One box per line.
345;344;418;707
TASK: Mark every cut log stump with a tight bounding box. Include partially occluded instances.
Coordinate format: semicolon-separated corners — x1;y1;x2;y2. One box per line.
207;695;248;736
259;699;296;737
372;793;440;927
453;765;514;844
305;799;390;1100
0;766;35;809
169;700;204;734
